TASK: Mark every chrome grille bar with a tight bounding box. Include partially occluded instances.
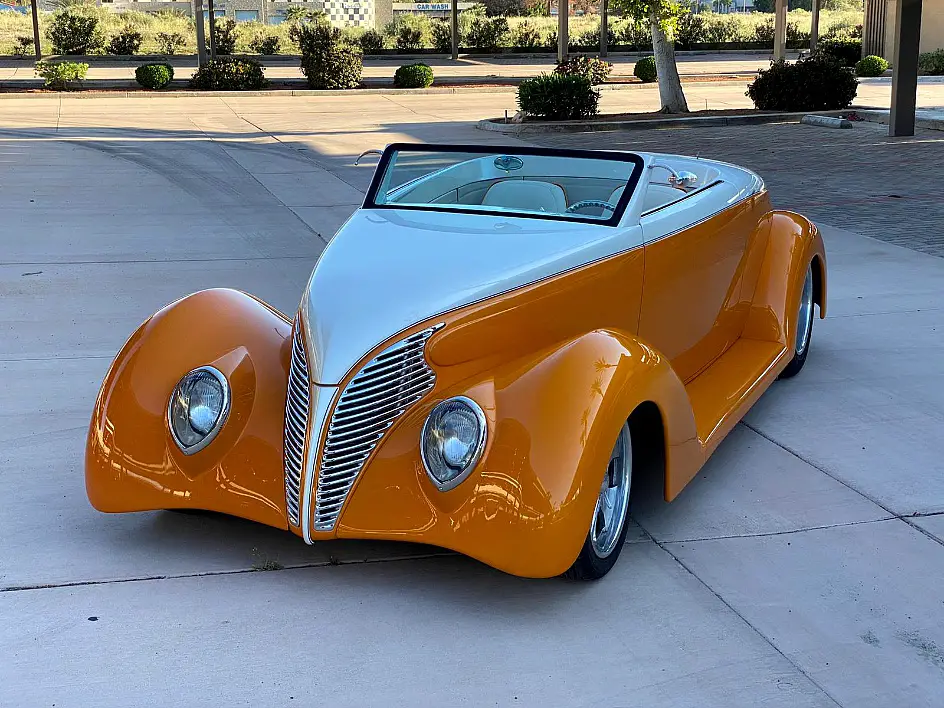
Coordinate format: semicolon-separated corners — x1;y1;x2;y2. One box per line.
313;323;442;532
283;321;310;527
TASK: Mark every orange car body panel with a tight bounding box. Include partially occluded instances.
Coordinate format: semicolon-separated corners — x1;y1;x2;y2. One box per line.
85;198;827;578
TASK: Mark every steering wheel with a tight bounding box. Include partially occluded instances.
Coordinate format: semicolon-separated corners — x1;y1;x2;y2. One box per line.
566;200;616;214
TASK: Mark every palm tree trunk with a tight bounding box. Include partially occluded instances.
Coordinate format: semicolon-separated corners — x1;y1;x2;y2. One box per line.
650;10;689;113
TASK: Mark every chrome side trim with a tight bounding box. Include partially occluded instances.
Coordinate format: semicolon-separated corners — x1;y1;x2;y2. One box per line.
283;324;310;527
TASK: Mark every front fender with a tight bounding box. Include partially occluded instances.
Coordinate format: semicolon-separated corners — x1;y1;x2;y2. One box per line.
85;288;293;529
337;329;701;577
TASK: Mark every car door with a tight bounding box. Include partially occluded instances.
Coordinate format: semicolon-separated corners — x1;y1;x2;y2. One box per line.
637;184;757;384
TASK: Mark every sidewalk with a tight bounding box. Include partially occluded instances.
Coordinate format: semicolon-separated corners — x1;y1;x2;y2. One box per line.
0;51;798;86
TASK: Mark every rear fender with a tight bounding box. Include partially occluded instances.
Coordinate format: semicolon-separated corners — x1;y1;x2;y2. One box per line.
85;288;293;529
744;211;828;347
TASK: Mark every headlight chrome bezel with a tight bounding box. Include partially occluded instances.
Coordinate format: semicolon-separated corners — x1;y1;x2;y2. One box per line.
167;366;231;456
421;396;487;492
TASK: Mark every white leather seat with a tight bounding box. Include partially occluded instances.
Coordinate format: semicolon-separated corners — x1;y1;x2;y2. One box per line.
482;180;568;214
608;186;625;205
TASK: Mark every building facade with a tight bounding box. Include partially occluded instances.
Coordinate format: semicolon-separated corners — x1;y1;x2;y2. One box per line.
864;0;944;59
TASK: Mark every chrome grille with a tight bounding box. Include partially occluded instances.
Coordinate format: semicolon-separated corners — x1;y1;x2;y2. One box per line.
314;324;442;532
283;322;310;527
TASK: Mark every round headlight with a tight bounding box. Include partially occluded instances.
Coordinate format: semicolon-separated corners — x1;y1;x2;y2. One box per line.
167;366;230;455
421;396;487;491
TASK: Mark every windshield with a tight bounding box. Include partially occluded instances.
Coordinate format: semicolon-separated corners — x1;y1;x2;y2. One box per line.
365;144;645;226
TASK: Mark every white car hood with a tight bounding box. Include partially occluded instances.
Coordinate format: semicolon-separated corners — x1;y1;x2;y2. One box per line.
301;208;642;385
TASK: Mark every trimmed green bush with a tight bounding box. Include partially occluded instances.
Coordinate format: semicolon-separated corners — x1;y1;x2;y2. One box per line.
211;18;238;55
189;57;268;90
135;62;174;89
634;55;657;83
35;60;88;90
394;62;434;88
293;22;362;90
517;73;599;120
466;16;508;51
431;21;453;52
555;55;612;86
918;49;944;75
856;55;888;77
47;10;104;55
12;35;34;57
816;38;862;67
156;32;186;55
747;54;858;111
510;20;541;50
395;25;424;51
107;27;143;56
359;28;386;53
249;33;280;55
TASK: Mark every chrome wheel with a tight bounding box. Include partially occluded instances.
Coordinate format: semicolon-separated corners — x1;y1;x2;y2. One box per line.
796;266;814;355
590;424;632;559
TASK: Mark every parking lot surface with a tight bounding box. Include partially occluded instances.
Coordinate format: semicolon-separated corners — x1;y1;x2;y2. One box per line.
1;95;943;707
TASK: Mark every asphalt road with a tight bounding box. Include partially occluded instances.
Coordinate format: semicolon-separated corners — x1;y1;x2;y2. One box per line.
1;95;943;707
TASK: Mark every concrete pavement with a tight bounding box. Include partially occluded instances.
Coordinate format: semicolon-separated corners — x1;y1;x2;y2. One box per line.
1;95;943;707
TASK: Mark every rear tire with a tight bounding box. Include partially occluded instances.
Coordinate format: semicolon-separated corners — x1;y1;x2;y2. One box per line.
779;263;815;380
564;422;633;581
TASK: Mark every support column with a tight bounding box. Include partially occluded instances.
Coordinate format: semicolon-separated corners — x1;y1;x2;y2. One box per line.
207;0;217;59
451;0;459;60
889;0;922;137
30;0;41;60
773;0;787;60
810;0;821;52
599;0;608;58
194;0;208;67
557;0;568;64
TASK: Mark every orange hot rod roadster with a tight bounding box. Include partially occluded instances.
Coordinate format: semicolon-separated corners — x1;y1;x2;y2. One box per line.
87;144;826;580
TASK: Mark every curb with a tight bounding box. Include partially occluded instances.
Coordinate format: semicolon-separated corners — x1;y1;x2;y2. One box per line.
852;108;944;132
477;110;847;134
0;73;752;97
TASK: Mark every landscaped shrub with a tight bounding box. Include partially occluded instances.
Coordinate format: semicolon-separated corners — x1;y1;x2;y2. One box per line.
510;20;541;49
856;54;888;77
575;25;615;49
135;62;174;89
384;13;431;50
211;17;238;55
467;16;508;51
754;17;775;42
13;35;34;57
359;28;386;53
483;0;525;16
747;54;858;111
293;22;362;89
634;55;657;83
918;49;944;75
156;31;186;55
35;60;88;89
394;62;434;88
817;38;862;67
47;10;104;55
189;56;268;90
396;25;424;51
517;73;599;120
674;12;706;49
555;55;612;86
107;27;143;55
614;18;651;48
249;32;280;55
430;21;453;51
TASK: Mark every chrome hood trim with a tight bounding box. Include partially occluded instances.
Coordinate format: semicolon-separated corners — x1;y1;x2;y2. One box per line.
301;209;643;385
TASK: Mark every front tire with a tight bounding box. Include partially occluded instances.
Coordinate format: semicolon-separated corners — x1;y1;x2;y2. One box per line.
779;263;815;380
564;422;633;581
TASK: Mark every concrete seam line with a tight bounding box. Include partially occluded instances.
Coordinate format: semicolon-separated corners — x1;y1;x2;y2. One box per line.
650;534;847;708
742;421;944;549
659;515;896;545
0;551;456;594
